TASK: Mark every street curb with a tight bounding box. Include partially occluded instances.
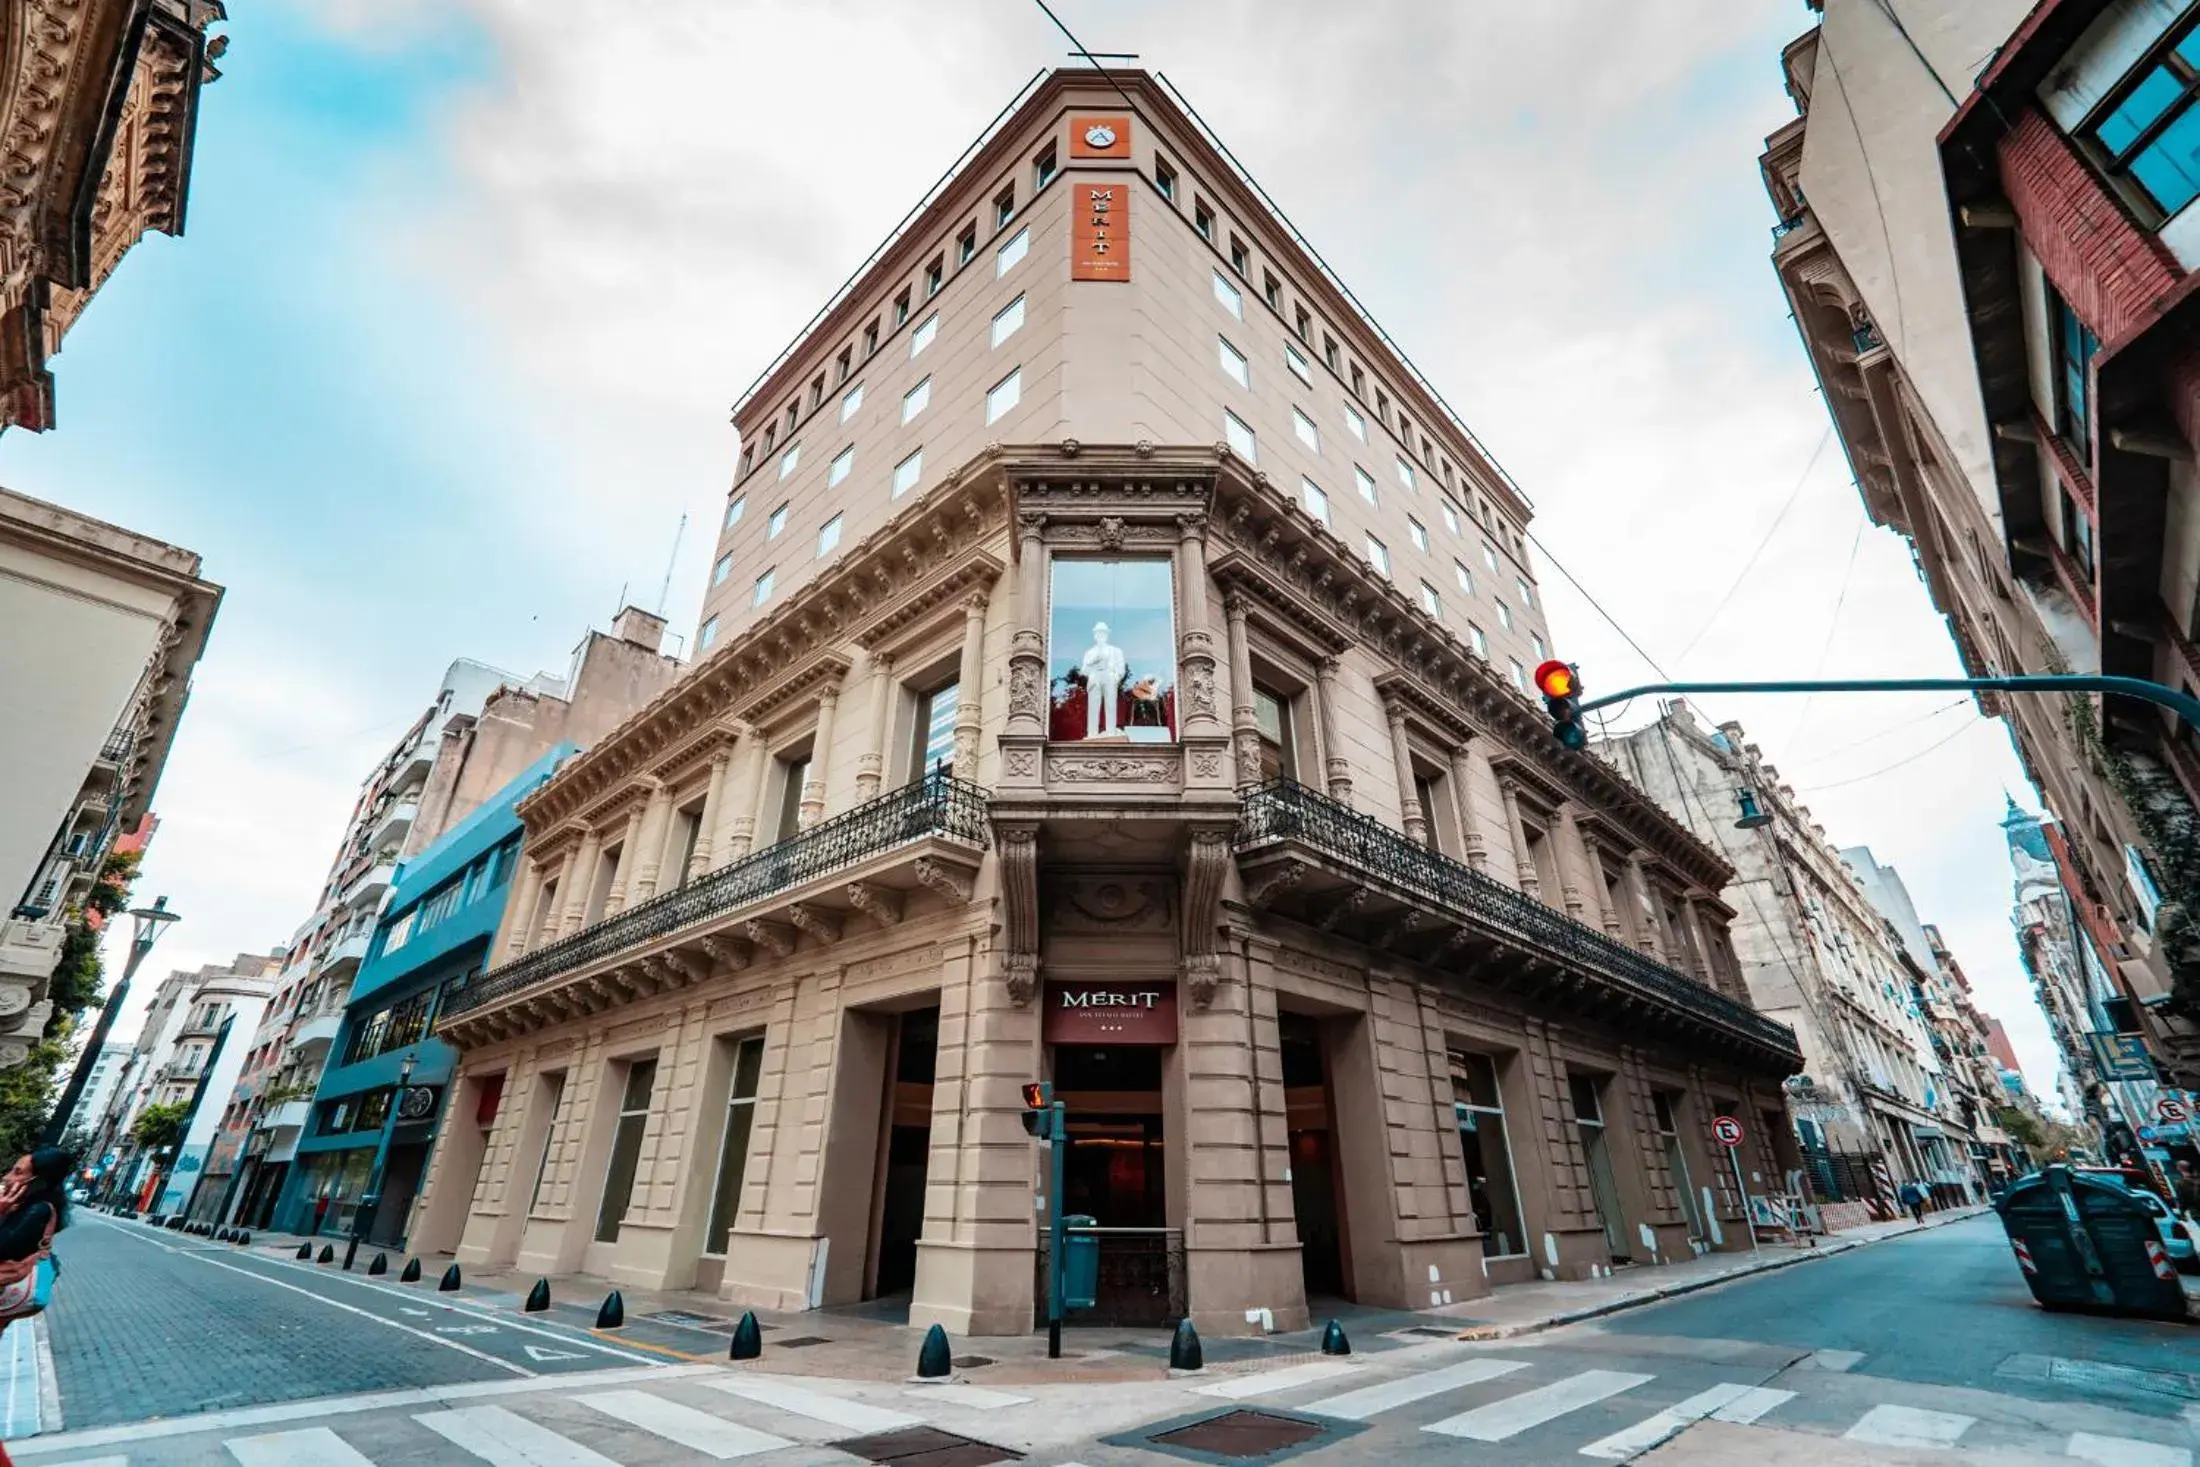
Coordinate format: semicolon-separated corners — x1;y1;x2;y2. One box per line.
1454;1207;1989;1341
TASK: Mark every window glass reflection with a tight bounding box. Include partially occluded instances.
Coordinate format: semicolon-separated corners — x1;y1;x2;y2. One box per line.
1048;558;1176;742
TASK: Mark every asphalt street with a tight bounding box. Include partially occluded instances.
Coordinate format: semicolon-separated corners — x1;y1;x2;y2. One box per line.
14;1211;2197;1464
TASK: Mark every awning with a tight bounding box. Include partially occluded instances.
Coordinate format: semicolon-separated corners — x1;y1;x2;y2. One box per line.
1911;1125;1946;1141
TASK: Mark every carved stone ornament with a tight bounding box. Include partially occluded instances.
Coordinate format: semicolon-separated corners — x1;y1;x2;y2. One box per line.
1005;952;1040;1006
913;857;976;904
1185;657;1218;720
1008;658;1045;720
1233;732;1266;787
1098;516;1127;550
845;882;905;927
1181;952;1222;1009
1190;748;1224;780
1061;878;1169;929
744;920;796;958
1046;753;1176;783
700;935;750;970
1244;861;1305;909
1005;747;1040;778
786;903;843;944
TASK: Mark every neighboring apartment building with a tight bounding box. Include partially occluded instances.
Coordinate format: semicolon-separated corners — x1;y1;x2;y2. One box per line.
1598;707;1969;1202
1761;0;2199;1090
65;1040;132;1146
411;69;1803;1340
0;0;225;433
219;613;682;1230
0;489;220;1068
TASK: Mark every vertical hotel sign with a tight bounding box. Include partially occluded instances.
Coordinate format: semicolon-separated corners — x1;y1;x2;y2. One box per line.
1072;182;1129;283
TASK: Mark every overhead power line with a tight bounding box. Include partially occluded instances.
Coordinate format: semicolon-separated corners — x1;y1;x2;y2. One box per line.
1674;423;1833;666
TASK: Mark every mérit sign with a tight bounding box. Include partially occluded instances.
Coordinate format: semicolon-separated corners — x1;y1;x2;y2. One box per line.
1042;981;1178;1045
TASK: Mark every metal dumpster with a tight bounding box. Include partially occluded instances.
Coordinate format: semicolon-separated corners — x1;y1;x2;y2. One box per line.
1995;1165;2189;1322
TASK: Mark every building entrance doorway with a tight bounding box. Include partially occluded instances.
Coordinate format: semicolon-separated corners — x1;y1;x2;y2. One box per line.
1280;1012;1350;1301
1571;1072;1631;1263
1051;1042;1169;1324
869;1006;937;1299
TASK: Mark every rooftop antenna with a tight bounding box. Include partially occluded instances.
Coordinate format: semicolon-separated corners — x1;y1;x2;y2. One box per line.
614;581;628;615
655;512;687;616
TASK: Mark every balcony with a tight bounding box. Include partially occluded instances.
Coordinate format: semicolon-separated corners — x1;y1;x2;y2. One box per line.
440;773;989;1040
320;930;371;977
258;1099;311;1133
1233;780;1802;1070
339;862;395;914
291;1010;343;1052
370;799;419;853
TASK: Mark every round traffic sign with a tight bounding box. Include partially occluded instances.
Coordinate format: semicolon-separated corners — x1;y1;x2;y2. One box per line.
2159;1097;2190;1124
1711;1115;1745;1148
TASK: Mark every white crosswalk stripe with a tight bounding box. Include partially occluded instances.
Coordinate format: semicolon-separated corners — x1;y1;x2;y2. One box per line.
1578;1383;1795;1459
1843;1403;1975;1450
696;1374;922;1433
225;1426;379;1466
1424;1369;1655;1441
2067;1433;2192;1467
1190;1361;1365;1399
417;1404;622;1466
904;1383;1033;1410
577;1388;792;1458
1301;1357;1530;1420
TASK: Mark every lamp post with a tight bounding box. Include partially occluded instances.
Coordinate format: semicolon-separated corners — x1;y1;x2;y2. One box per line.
343;1050;416;1271
45;897;180;1148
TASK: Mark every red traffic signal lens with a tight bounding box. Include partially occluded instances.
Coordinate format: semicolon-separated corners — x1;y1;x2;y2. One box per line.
1532;660;1575;699
1021;1082;1050;1109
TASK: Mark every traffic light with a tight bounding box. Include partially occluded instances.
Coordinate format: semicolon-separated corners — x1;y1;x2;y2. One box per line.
1533;660;1586;750
1021;1081;1055;1139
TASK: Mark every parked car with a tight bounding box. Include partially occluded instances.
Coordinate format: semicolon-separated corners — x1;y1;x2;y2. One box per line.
2127;1186;2199;1275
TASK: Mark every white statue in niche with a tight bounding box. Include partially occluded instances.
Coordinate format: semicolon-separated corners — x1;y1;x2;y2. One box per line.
1081;621;1127;738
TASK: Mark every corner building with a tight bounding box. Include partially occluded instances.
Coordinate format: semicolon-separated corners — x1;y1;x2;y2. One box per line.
415;70;1803;1337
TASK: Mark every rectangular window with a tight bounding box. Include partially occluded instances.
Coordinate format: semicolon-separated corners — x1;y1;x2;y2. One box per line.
1509;658;1528;693
752;568;775;606
739;445;754;478
1344;403;1367;441
893;290;910;326
1496;598;1514;631
593;1058;658;1243
698;615;720;651
839;381;863;422
2061;485;2096;583
1454;560;1473;594
1154;157;1176;201
835;348;852;383
1263;271;1282;310
1531;631;1547;662
924;257;943;297
995;186;1015;229
986;368;1022;424
1294;306;1311;342
1396;456;1417;492
712;552;732;587
1470;623;1489;659
827;446;853;488
1224;411;1257;461
1047;557;1177;741
703;1035;765;1255
1323;335;1339;371
1229;235;1250;275
1409;517;1429;552
912;680;960;776
2051;288;2099;446
1253;685;1295;780
775;754;809;839
1285;343;1312;383
991;294;1026;346
1292;408;1320;452
1218;336;1249;388
1302;477;1330;526
767;503;787;539
1349;364;1366;399
817;514;843;556
1441;499;1462;535
2079;15;2200;219
1451;1051;1526;1257
910;312;939;358
1194;199;1214;240
863;321;879;355
902;376;930;423
1355;465;1378;505
778;443;800;479
1516;576;1534;610
1483;541;1500;571
1212;270;1242;318
1365;534;1390;577
1033;144;1058;191
808;375;823;413
956;224;976;266
996;225;1029;277
1419;581;1442;616
893;449;924;497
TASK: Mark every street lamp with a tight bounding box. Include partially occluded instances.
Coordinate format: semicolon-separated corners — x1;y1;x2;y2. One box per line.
343;1049;417;1272
44;897;180;1149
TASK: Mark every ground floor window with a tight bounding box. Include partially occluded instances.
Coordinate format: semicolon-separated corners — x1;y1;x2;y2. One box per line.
1450;1050;1526;1258
704;1036;766;1255
1654;1091;1705;1241
527;1071;565;1215
594;1057;658;1243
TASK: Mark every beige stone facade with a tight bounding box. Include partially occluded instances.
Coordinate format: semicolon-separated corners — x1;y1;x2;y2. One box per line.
415;72;1802;1339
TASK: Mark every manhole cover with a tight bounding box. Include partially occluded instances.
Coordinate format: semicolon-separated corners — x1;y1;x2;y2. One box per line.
952;1354;995;1369
834;1424;1021;1467
776;1335;833;1348
644;1309;732;1328
1152;1410;1327;1458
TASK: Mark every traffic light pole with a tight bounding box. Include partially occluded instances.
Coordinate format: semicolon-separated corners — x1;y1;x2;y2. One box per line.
1573;673;2200;728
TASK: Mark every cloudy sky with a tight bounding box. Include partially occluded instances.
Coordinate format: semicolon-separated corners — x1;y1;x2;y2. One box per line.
1;1;2064;1095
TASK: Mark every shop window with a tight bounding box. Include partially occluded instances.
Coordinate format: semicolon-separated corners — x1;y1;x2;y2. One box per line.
1450;1051;1525;1258
703;1035;766;1255
1254;685;1296;780
912;681;960;777
1048;558;1177;742
593;1057;658;1243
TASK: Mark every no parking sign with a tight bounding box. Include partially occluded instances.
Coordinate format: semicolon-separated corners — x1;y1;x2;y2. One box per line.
1712;1115;1746;1148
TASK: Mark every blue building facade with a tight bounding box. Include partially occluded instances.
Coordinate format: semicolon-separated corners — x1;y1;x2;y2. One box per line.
272;745;574;1241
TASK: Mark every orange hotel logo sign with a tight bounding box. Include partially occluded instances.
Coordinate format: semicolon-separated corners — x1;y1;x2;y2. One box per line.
1072;183;1129;283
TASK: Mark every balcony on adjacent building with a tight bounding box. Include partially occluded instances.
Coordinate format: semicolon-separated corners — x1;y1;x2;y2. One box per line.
339;862;396;915
439;772;990;1042
370;799;419;855
1232;779;1802;1070
257;1099;311;1133
319;929;372;978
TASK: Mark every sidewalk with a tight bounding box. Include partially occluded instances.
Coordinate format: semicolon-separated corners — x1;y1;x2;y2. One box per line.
226;1205;1994;1384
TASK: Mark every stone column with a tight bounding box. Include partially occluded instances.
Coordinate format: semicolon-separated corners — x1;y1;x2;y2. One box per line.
556;828;602;938
627;779;674;905
1312;657;1352;805
1004;514;1048;746
800;684;842;828
1626;852;1664;959
602;806;646;916
1174;514;1224;744
953;592;987;777
540;846;580;945
716;723;762;863
1498;776;1539;900
856;652;897;800
1554;803;1587;922
500;857;543;959
1678;898;1715;985
1446;743;1489;871
1224;593;1262;786
687;748;733;880
1384;700;1427;845
1580;832;1619;938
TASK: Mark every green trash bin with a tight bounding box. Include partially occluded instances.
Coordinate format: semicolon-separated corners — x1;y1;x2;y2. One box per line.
1062;1216;1100;1312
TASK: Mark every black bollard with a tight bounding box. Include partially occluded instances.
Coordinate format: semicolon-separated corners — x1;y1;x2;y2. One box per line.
1169;1318;1203;1372
596;1290;625;1329
368;1252;388;1276
730;1311;762;1361
317;1244;334;1264
1320;1319;1351;1356
401;1258;422;1283
237;1233;251;1247
296;1242;313;1259
438;1263;461;1292
525;1278;550;1313
915;1323;952;1379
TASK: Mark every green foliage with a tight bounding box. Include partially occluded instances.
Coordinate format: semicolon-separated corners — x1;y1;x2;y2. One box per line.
84;849;140;921
1995;1105;2045;1151
130;1100;190;1151
46;923;103;1026
0;1041;67;1164
2064;693;2200;1016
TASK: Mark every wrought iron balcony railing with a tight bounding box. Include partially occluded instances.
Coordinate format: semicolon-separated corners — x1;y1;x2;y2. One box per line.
1235;778;1800;1057
444;771;990;1019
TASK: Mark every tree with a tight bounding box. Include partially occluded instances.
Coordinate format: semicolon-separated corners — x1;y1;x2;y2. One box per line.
131;1101;190;1152
1995;1105;2045;1152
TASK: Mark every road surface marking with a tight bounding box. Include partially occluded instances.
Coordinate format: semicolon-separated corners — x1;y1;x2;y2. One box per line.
1190;1361;1365;1399
2068;1434;2191;1467
1843;1404;1973;1449
226;1426;379;1465
527;1346;585;1362
577;1389;792;1458
417;1404;620;1466
1807;1350;1864;1372
9;1364;714;1458
56;1460;124;1467
698;1376;921;1433
1302;1358;1530;1420
0;1305;41;1437
1577;1383;1793;1459
903;1384;1033;1409
1424;1370;1654;1441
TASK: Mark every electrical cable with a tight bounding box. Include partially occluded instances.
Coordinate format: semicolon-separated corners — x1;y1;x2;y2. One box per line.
1675;425;1832;666
1525;530;1674;685
1787;510;1869;752
1788;698;1970;767
1793;719;1978;793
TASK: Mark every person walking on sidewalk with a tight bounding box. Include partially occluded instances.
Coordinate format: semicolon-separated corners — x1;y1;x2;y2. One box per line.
0;1149;74;1467
1898;1180;1926;1225
2175;1159;2200;1221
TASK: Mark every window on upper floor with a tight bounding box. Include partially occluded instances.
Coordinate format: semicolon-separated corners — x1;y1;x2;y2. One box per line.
994;185;1016;230
992;294;1026;347
2061;484;2097;583
1292;408;1321;452
1229;235;1250;275
1441;498;1462;535
1454;560;1474;595
1396;456;1417;492
784;400;799;435
738;444;754;478
1516;576;1534;610
808;374;824;412
767;503;788;539
893;289;911;326
1154;156;1177;202
1349;364;1366;399
902;376;930;423
1034;143;1059;191
1323;335;1339;371
778;443;800;479
840;381;863;422
817;514;843;557
1343;402;1367;442
724;495;746;530
1469;623;1488;658
2049;286;2099;447
1048;556;1177;742
986;367;1022;424
753;568;776;606
1419;581;1442;617
1253;685;1297;780
1218;336;1249;388
1294;306;1311;342
1531;631;1547;662
893;448;924;498
910;312;939;358
1483;540;1500;571
1365;533;1390;577
828;446;854;489
699;615;720;651
924;257;944;297
2078;13;2200;221
1408;517;1428;552
1302;476;1330;526
1263;271;1283;311
1494;598;1513;632
957;224;977;267
1224;410;1257;462
997;225;1029;276
1285;343;1312;384
1212;269;1242;319
1509;657;1528;693
1194;198;1215;240
1355;465;1378;505
712;552;732;588
862;320;879;356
